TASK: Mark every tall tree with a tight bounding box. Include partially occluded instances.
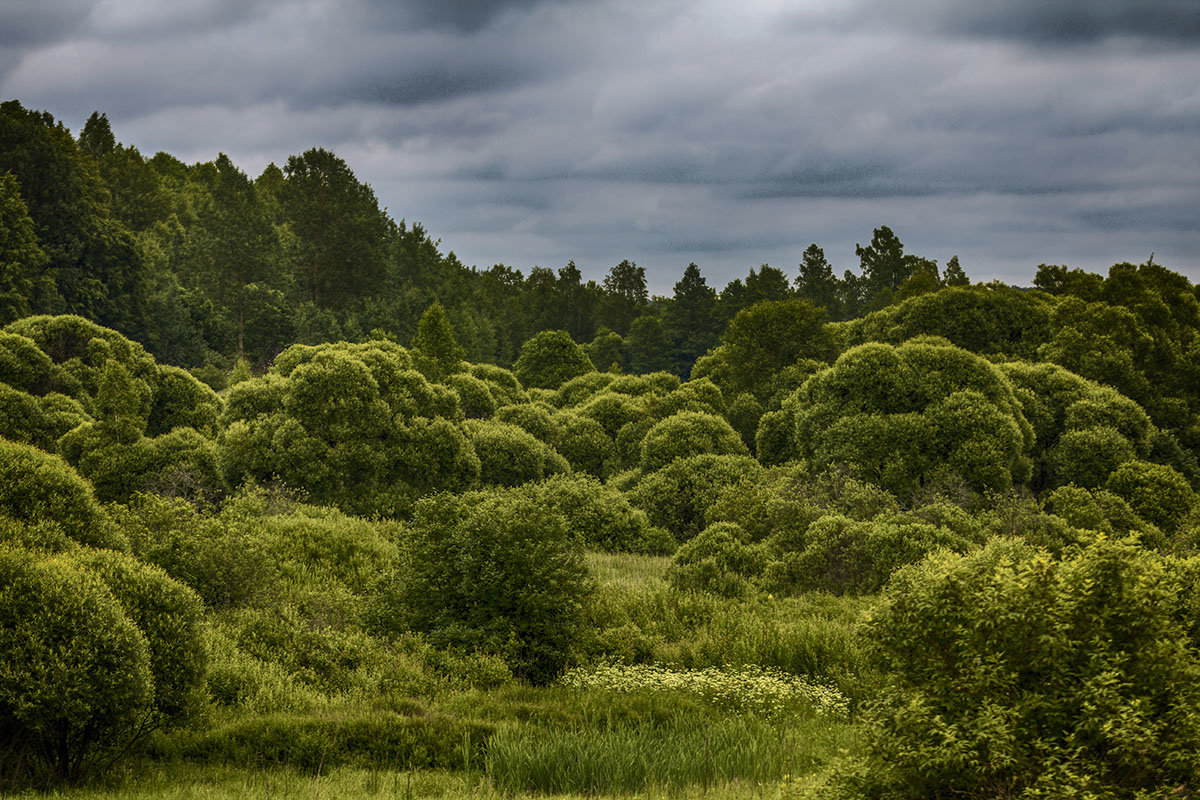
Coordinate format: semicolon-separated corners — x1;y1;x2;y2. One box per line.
599;259;648;334
283;147;389;310
0;172;47;323
664;263;718;376
795;244;840;314
192;154;281;358
854;225;935;312
0;100;147;335
942;255;969;287
627;314;672;374
412;301;466;382
744;264;792;304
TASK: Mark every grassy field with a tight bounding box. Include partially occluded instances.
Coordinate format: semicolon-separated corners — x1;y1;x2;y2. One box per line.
12;552;869;799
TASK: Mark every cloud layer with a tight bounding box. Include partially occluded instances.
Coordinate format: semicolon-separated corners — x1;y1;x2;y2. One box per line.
3;0;1197;291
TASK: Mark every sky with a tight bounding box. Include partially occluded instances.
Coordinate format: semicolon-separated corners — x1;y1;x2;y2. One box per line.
2;0;1198;293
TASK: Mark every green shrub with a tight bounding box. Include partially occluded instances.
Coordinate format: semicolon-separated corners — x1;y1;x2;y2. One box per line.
0;438;121;549
578;391;647;438
795;340;1033;498
388;490;592;684
0;384;89;451
554;371;615;407
396;417;481;499
0;548;153;786
725;392;763;451
145;364;222;437
553;411;617;478
514;330;595;390
527;474;662;552
465;419;568;487
629;454;763;541
1045;426;1137;489
444;372;496;419
754;408;796;466
1106;460;1198;533
69;549;207;724
639;411;748;473
828;538;1200;798
0;332;55;394
658;377;725;417
496;402;560;443
470;363;526;405
667;522;766;597
762;513;972;596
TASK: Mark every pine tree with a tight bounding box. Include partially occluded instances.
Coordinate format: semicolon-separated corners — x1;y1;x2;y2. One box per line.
413;301;466;382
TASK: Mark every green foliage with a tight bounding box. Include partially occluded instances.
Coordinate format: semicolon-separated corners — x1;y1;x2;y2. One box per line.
718;298;834;400
175;711;494;773
469;362;526;405
444;372;495;419
629;454;763;542
0;548;153;786
639;411;749;473
514;330;595;390
552;411;617;478
795;339;1033;498
0;438;121;549
526;474;664;553
464;419;568;487
762;513;973;596
412;301;466;383
667;522;766;597
496;402;559;443
0;173;45;324
1105;460;1197;534
388;490;592;683
830;538;1200;798
68;549;207;725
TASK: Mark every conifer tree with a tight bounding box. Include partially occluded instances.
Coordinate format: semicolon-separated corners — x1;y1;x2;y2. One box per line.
413;301;465;382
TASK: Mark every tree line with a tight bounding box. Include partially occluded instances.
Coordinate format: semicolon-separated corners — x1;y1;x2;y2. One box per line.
1;100;970;381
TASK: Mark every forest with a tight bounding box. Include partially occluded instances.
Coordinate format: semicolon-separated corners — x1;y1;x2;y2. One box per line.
2;98;1200;799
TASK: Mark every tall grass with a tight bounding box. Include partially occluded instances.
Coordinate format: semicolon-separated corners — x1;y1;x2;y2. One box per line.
487;714;813;795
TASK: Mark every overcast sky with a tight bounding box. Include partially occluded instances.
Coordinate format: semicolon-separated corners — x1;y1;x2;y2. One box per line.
2;0;1198;293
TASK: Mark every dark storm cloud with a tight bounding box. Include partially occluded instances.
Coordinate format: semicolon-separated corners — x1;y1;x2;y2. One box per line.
361;0;572;33
929;0;1200;44
0;0;92;47
1;0;1197;288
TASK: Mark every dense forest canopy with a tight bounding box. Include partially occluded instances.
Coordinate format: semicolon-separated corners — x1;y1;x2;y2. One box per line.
3;98;1200;797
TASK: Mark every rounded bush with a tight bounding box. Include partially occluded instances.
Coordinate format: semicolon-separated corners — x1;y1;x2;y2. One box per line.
1045;426;1136;489
0;548;153;785
667;522;766;597
70;549;207;723
445;373;496;419
554;372;615;408
497;403;561;444
794;340;1033;498
146;365;222;437
0;438;118;549
639;412;748;473
514;330;595;390
832;538;1200;798
470;363;526;406
1105;460;1197;533
553;412;617;478
528;474;658;552
397;418;481;497
392;491;591;684
629;454;763;541
465;419;567;487
0;332;54;395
